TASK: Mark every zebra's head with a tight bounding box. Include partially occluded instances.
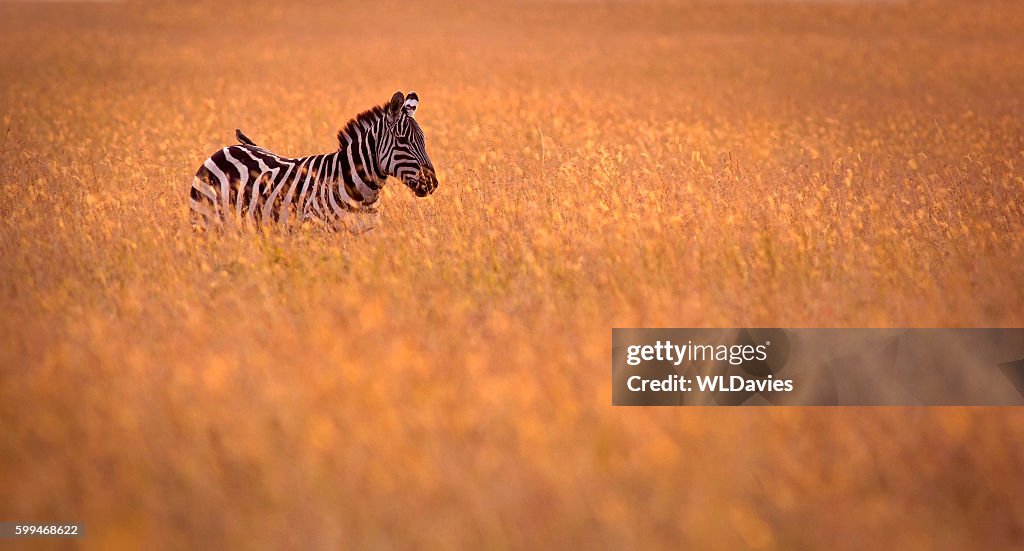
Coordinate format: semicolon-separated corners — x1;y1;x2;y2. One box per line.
381;91;437;197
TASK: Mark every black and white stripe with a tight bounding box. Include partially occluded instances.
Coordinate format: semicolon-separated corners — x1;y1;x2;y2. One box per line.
189;91;437;231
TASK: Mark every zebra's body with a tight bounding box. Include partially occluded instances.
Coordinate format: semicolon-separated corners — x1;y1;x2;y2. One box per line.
189;91;437;231
189;143;384;230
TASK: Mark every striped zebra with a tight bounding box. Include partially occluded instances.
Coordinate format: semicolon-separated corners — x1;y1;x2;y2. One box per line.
188;91;437;231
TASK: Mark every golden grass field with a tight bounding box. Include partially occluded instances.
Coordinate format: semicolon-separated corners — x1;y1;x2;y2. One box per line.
2;0;1024;548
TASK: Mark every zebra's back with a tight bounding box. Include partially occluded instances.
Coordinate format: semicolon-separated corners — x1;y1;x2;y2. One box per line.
189;144;333;231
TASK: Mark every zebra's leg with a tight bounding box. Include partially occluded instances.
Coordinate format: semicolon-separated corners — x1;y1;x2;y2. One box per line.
189;176;220;231
298;207;331;233
362;209;382;233
335;209;379;234
188;207;207;232
349;221;376;235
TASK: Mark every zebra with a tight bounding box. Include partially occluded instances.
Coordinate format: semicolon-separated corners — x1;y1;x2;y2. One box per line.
188;90;437;231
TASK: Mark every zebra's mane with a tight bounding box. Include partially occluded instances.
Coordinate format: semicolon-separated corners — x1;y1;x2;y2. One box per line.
336;104;388;147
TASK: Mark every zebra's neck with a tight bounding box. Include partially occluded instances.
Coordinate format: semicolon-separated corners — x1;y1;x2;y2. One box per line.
336;111;386;191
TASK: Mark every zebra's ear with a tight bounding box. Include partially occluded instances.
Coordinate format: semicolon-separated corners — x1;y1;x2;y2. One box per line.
388;91;405;117
403;92;418;118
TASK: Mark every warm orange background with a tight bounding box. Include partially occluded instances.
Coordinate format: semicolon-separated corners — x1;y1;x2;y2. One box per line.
1;1;1023;549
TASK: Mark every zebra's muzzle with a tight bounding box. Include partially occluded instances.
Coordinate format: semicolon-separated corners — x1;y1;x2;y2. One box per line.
413;167;438;197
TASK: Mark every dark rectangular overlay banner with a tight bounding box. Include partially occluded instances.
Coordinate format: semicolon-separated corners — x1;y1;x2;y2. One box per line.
612;329;1024;406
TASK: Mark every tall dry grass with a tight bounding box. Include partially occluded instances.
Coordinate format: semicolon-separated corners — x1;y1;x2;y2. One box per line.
1;0;1023;549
